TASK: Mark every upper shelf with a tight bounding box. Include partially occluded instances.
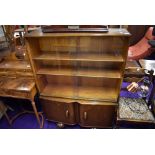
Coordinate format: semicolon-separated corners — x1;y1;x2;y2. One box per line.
33;53;124;62
25;28;131;38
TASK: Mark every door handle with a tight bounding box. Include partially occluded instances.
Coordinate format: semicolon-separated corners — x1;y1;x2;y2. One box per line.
66;110;69;118
84;112;87;120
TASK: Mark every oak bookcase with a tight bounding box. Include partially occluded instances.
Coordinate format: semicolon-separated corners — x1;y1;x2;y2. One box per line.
25;28;130;128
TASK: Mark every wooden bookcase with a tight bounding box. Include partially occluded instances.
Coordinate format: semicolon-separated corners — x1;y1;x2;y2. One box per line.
25;28;130;128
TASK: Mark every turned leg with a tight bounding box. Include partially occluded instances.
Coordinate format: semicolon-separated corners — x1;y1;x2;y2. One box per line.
31;100;42;128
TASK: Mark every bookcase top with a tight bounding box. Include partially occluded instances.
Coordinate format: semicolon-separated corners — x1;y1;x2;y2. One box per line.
25;28;131;38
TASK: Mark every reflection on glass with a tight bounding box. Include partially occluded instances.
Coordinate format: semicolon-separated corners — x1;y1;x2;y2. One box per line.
137;77;153;98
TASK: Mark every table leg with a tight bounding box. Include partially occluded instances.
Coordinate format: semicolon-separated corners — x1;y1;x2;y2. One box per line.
31;100;43;128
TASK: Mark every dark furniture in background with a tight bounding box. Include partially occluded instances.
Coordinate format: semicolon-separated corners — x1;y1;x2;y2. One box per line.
127;25;155;60
41;25;108;33
128;25;151;46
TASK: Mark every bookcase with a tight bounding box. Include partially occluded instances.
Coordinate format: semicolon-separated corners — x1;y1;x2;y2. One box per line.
26;28;130;128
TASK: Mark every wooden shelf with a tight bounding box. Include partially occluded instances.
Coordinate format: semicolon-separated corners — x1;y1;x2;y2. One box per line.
36;67;121;78
33;53;124;62
41;85;117;102
40;96;117;105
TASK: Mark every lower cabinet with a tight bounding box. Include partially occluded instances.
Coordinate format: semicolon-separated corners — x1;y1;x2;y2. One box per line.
40;96;117;128
40;97;77;125
79;104;117;128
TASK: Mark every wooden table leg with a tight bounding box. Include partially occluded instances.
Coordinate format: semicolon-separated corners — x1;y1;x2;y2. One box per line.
31;100;43;128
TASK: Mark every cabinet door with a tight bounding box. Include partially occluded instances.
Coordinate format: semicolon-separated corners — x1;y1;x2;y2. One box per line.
79;104;117;128
40;97;76;125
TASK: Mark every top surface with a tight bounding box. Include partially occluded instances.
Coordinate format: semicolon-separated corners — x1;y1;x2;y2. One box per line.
25;28;131;38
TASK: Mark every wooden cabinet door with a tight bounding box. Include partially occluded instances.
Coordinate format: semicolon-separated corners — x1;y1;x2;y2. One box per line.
40;97;76;125
79;103;117;128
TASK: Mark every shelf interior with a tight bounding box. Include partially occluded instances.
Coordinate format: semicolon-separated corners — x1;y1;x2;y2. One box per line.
36;67;121;78
33;52;124;62
41;84;118;102
26;35;128;103
38;75;120;102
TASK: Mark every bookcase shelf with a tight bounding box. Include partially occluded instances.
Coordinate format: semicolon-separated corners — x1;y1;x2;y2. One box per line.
33;52;124;62
36;67;121;78
41;85;118;102
26;28;130;128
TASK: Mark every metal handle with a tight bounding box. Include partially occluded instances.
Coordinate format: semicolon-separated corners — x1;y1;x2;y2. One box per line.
84;112;87;120
66;110;69;118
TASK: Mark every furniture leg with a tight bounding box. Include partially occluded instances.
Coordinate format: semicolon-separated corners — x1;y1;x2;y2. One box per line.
57;122;65;128
31;100;43;128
